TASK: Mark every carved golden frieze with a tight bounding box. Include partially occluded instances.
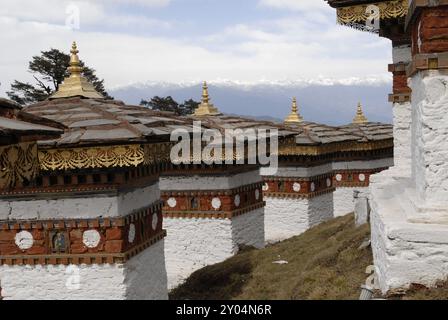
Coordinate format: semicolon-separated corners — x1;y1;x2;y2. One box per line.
278;140;393;156
337;0;408;24
0;142;39;189
38;142;174;171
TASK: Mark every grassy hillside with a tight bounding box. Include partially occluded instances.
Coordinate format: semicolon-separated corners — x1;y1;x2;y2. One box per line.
170;214;373;300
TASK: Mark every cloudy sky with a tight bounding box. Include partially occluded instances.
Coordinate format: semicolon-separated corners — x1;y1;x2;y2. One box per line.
0;0;392;96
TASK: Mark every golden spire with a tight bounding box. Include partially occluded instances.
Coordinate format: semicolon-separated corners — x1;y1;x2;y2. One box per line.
194;81;221;116
352;102;368;124
284;97;303;124
50;42;104;100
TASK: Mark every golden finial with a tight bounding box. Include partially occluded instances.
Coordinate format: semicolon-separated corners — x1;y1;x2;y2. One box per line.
202;81;210;104
284;97;303;124
194;81;221;116
67;41;83;77
352;102;368;124
50;42;104;100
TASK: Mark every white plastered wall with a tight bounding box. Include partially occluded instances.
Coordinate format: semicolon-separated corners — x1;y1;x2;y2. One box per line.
333;187;367;217
164;208;264;289
0;240;168;300
160;170;261;191
264;192;334;243
370;71;448;293
0;181;168;300
393;101;412;170
370;172;448;293
332;159;393;217
0;183;160;220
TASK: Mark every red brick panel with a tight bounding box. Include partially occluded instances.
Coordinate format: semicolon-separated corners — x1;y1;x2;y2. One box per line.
413;7;448;54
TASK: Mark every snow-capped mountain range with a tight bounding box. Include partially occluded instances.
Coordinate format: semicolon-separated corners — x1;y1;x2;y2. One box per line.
109;78;393;125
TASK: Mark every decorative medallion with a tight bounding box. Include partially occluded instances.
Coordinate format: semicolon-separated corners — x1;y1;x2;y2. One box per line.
14;231;34;250
167;197;177;208
234;194;241;207
311;182;316;192
82;230;101;248
262;183;269;191
326;178;332;187
336;174;342;182
152;213;158;231
128;223;136;244
359;174;366;182
255;189;260;200
212;197;222;210
293;182;301;192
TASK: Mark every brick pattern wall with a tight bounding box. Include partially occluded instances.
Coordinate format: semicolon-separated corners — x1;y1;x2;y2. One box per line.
0;201;165;265
333;168;387;187
162;182;265;218
412;7;448;55
263;174;335;198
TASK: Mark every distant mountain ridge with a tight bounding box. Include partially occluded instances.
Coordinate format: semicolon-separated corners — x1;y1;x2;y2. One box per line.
110;81;393;126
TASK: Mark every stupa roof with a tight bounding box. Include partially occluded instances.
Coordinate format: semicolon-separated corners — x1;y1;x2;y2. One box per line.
0;98;63;145
24;97;193;148
327;0;388;8
339;122;393;142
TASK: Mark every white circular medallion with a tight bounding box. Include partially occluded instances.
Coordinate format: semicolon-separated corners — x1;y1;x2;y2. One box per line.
212;197;222;210
255;189;260;200
128;223;136;243
262;183;269;191
293;183;301;192
152;213;158;231
82;230;101;248
167;197;177;208
310;182;316;192
234;194;241;207
15;231;33;250
326;178;332;187
359;174;366;182
336;174;342;182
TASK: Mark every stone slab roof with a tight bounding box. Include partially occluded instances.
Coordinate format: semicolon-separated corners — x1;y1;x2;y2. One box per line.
24;96;393;150
327;0;390;8
0;98;22;110
283;122;363;146
339;122;394;141
24;98;297;148
25;97;194;148
0;98;63;145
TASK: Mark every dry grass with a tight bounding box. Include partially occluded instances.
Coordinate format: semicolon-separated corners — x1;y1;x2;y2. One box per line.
170;214;373;300
398;282;448;300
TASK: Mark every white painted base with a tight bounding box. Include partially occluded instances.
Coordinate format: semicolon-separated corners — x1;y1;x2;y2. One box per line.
0;240;168;300
354;189;370;227
370;171;448;294
333;187;368;217
264;192;334;243
164;208;264;289
0;183;160;220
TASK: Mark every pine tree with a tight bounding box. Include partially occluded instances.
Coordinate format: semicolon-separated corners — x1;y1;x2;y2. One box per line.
140;96;199;116
7;48;111;104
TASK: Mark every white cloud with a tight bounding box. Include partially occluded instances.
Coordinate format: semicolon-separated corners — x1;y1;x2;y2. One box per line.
104;0;171;6
0;0;392;98
259;0;328;11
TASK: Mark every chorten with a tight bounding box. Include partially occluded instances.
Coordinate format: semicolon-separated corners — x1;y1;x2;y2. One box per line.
352;102;368;124
50;42;104;100
284;97;303;124
193;82;221;116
